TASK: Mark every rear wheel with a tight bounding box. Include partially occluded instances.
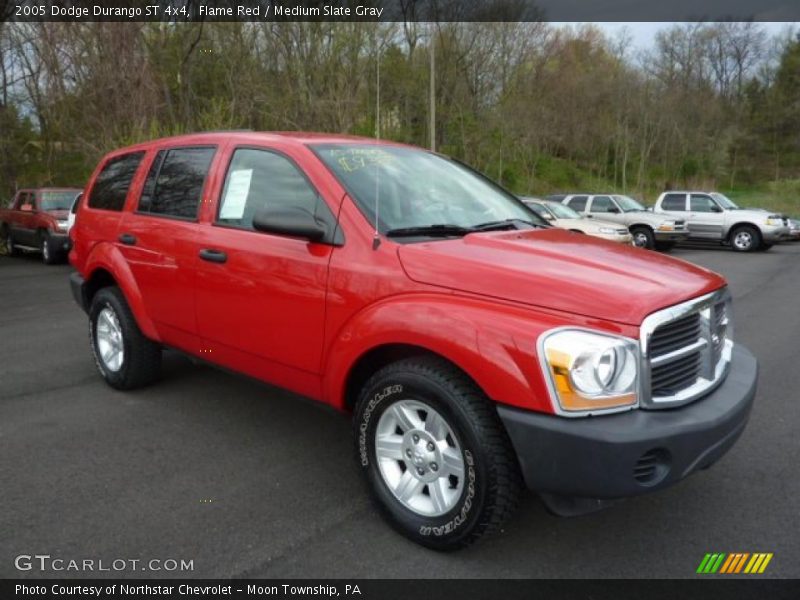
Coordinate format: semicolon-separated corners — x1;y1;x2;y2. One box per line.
89;287;161;390
354;357;522;550
631;226;655;249
730;225;761;252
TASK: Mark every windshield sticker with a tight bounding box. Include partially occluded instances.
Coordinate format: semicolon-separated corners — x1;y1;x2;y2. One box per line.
329;148;396;173
219;169;252;220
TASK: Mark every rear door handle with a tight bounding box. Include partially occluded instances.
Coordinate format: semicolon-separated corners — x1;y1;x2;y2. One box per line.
118;233;137;245
199;248;227;264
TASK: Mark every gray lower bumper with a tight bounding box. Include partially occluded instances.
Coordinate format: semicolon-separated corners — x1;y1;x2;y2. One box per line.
498;344;757;500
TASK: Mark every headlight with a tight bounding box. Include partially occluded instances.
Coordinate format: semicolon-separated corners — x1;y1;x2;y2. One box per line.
598;227;617;234
540;329;639;415
56;220;68;231
657;220;676;231
765;216;783;226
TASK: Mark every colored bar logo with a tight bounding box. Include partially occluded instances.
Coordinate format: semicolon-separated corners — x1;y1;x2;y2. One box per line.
697;553;773;574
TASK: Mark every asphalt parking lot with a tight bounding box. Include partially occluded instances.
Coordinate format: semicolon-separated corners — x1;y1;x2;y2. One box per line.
1;242;799;579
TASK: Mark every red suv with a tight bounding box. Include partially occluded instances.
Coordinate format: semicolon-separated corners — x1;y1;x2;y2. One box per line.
1;187;82;263
69;132;758;549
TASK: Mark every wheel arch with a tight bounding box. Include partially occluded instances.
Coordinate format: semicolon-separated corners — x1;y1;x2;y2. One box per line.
323;294;559;414
83;243;160;341
726;222;761;242
342;344;473;412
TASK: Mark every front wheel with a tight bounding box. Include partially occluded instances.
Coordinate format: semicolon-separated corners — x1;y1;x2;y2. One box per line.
730;225;761;252
41;232;59;264
354;357;522;550
89;287;162;390
631;226;655;249
3;231;17;256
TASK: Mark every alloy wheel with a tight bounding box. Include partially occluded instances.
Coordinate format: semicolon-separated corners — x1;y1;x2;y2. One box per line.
374;399;466;517
96;307;124;372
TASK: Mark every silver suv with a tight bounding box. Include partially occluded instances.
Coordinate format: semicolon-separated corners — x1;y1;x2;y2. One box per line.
559;194;689;251
654;191;790;252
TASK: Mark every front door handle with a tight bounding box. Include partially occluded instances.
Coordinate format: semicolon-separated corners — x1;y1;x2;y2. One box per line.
118;233;137;245
199;248;227;264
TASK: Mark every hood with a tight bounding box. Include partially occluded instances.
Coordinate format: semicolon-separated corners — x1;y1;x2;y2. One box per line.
397;228;725;326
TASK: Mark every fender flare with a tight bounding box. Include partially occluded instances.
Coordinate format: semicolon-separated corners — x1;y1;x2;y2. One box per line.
84;242;160;341
322;293;563;413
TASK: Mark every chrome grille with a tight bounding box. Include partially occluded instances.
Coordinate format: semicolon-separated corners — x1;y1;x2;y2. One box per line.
641;288;733;407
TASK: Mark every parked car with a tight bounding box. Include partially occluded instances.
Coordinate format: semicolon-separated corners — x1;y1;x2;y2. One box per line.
69;132;757;550
654;191;790;252
560;194;689;251
0;187;82;264
788;219;800;241
521;197;632;244
67;191;83;234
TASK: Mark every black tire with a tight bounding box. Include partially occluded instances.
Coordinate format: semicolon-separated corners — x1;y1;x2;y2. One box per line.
89;286;161;390
654;241;676;252
354;356;522;550
729;225;761;253
630;226;655;250
40;231;59;264
1;226;16;256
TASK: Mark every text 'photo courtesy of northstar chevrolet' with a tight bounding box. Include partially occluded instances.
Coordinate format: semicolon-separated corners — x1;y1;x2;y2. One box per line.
67;132;758;550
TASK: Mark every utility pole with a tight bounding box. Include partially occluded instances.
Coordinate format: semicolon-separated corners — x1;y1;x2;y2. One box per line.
429;26;436;152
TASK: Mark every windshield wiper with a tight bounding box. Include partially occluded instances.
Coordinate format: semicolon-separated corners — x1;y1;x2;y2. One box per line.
385;224;475;238
471;218;544;231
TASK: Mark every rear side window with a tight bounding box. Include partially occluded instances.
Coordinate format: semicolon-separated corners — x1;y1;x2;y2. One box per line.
138;147;215;220
590;196;615;212
661;194;687;211
565;196;588;211
88;152;145;211
216;148;326;230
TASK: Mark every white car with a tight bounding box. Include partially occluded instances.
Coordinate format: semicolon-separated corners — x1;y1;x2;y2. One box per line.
521;198;632;244
654;191;790;252
67;192;82;234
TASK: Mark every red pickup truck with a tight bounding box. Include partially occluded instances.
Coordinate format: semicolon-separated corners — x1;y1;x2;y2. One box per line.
69;132;758;549
1;187;82;264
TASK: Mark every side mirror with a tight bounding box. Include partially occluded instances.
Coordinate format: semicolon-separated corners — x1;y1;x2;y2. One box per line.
710;205;722;213
252;206;327;242
21;203;34;212
607;207;620;214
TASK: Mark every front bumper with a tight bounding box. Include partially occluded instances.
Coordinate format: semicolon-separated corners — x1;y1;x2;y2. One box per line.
498;344;757;502
653;229;690;242
761;225;791;243
591;232;633;244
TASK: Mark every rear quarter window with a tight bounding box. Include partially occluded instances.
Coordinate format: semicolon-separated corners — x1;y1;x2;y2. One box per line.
88;152;145;211
661;194;687;211
566;196;588;212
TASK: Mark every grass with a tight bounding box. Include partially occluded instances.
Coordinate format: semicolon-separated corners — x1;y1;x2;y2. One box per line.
723;180;800;218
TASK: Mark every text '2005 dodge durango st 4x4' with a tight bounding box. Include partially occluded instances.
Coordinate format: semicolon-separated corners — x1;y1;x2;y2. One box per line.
69;132;758;550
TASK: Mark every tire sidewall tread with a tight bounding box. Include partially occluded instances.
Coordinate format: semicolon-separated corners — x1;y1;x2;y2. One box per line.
89;286;161;390
354;357;521;550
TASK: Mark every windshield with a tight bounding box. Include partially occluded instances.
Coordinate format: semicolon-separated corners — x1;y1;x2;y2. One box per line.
313;144;546;235
613;195;646;212
546;201;581;219
41;191;79;212
711;193;739;209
